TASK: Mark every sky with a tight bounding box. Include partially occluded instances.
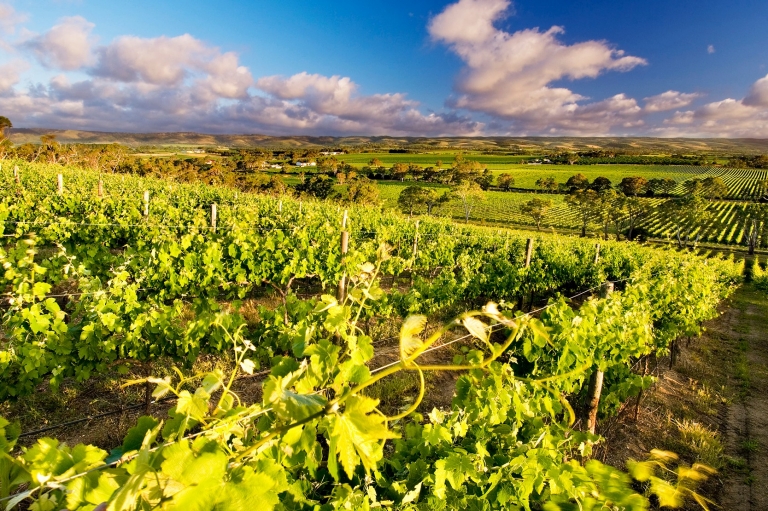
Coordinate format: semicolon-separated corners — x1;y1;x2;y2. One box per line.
0;0;767;137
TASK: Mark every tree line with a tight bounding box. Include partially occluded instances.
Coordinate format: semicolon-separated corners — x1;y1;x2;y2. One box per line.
532;151;711;166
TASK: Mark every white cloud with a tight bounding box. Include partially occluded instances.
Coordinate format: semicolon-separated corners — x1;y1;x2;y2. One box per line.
643;90;701;112
22;16;96;70
0;59;28;90
0;3;26;35
428;0;646;134
707;44;715;54
743;75;768;107
249;72;481;135
658;74;768;137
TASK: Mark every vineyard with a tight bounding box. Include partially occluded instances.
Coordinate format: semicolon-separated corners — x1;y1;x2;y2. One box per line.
0;160;745;510
377;178;768;246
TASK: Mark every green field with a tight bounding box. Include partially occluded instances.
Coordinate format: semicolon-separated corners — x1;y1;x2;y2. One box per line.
338;152;532;169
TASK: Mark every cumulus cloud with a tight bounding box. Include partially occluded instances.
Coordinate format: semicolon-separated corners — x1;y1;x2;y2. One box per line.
707;44;715;54
0;59;29;90
0;44;480;136
743;75;768;107
0;3;26;35
22;16;96;70
643;91;701;112
659;74;768;137
428;0;646;134
247;72;481;135
0;73;480;136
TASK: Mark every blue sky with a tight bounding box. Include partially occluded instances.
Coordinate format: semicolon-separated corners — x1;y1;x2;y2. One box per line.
0;0;767;136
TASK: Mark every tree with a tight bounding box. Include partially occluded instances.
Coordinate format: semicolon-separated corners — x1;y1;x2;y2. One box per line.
647;178;677;196
317;156;340;173
451;155;485;184
701;176;728;200
589;176;613;192
368;158;383;167
0;116;11;139
590;189;619;240
618;176;648;196
476;169;494;190
565;173;589;191
347;178;380;205
661;195;711;247
608;195;629;241
391;162;409;181
565;189;598;237
295;175;336;199
397;186;431;216
520;198;552;231
682;178;704;196
535;177;558;193
497;173;515;191
624;196;651;240
424;189;450;215
408;163;424;181
450;181;484;222
735;203;768;254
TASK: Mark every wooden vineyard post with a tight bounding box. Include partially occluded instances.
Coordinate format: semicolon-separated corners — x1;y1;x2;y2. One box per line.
13;165;19;185
57;174;63;195
412;220;420;259
594;243;601;264
337;210;349;303
518;238;534;311
278;200;283;213
143;191;150;217
98;180;104;198
585;281;614;434
211;203;218;231
525;238;534;267
299;200;303;215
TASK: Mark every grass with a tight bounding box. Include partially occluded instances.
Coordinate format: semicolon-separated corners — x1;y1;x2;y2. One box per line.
736;339;751;398
674;419;726;469
741;438;760;454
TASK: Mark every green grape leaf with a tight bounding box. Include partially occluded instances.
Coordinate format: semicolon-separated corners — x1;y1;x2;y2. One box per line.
328;395;398;479
122;416;160;454
262;376;327;422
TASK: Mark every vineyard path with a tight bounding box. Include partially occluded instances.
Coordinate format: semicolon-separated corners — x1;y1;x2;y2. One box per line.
720;285;768;510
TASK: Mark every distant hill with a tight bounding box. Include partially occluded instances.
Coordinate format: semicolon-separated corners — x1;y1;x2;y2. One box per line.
8;128;768;154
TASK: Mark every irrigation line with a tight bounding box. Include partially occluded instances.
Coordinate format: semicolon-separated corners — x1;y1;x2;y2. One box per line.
17;397;176;439
17;369;272;440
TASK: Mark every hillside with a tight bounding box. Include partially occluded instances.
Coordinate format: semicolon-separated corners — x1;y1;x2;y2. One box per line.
8;128;768;153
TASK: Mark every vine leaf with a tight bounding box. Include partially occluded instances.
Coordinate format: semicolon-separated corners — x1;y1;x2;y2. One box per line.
400;315;427;362
462;316;489;343
262;376;326;422
328;396;399;480
160;441;228;510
